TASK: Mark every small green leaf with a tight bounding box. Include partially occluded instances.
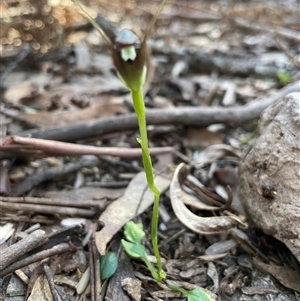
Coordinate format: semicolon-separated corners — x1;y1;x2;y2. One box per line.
123;221;145;245
277;71;292;84
100;252;118;282
187;288;215;301
121;239;147;259
168;285;215;301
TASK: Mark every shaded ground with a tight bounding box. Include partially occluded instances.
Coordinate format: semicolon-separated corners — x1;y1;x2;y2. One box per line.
0;0;300;300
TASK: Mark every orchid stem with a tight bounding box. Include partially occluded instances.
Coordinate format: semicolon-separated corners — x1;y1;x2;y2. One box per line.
131;89;166;281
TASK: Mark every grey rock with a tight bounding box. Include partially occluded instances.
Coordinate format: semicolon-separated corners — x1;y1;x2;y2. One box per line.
239;92;300;262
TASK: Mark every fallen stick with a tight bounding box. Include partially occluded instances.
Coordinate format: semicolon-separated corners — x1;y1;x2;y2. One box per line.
0;242;74;278
0;136;174;158
0;201;97;218
18;81;299;143
0;229;48;271
9;155;100;197
0;196;104;209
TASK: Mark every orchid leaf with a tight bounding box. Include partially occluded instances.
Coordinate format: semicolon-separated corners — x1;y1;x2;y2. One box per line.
123;221;145;245
121;239;146;259
100;252;118;282
187;288;215;301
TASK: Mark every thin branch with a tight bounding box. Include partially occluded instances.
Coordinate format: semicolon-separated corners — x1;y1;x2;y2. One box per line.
18;81;299;143
1;136;174;158
0;229;48;271
9;155;100;196
0;242;74;278
0;196;105;209
43;263;62;301
0;201;98;218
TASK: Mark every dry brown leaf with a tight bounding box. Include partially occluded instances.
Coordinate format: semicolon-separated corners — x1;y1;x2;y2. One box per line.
18;101;128;127
27;275;52;301
193;144;240;167
94;171;170;255
186;127;223;148
170;163;245;235
19;91;53;110
42;186;124;202
4;74;51;106
253;257;300;293
4;81;40;105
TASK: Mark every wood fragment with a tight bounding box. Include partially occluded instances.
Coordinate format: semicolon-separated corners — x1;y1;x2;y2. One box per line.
0;242;74;278
0;229;48;271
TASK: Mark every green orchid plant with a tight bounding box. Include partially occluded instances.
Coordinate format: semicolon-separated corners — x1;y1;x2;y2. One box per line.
74;0;167;281
108;4;167;281
73;1;216;298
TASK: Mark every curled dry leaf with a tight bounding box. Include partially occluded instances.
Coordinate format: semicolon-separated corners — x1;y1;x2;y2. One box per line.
170;163;245;235
179;188;226;211
192;144;240;168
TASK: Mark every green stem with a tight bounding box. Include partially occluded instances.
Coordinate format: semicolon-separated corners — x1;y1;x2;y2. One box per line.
131;89;166;281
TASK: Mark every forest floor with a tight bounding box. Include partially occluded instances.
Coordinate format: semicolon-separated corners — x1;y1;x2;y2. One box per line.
0;0;300;300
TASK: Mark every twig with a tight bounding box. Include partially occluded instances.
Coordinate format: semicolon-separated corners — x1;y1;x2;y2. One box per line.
91;240;102;300
33;225;83;254
18;81;299;142
0;229;48;271
1;136;174;158
0;201;98;218
89;240;101;301
89;241;96;301
0;161;10;195
0;274;11;301
9;155;100;197
0;242;74;278
0;216;54;224
0;196;105;209
43;263;62;301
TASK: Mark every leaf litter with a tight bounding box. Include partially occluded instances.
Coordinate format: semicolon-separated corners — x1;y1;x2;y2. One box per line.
1;0;300;300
